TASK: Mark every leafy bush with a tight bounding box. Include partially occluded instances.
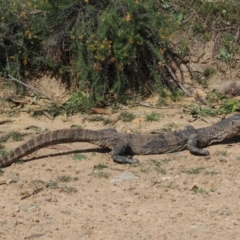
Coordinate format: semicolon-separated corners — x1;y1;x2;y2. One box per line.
1;0;239;108
68;0;178;101
0;0;178;103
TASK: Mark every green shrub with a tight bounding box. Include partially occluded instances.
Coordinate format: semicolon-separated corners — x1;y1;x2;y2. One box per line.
70;0;178;101
2;0;239;108
0;0;178;103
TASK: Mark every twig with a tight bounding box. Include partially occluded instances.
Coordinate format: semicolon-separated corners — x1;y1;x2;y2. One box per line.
165;64;191;96
5;49;10;74
0;120;11;125
7;75;54;101
212;26;236;31
43;111;54;120
21;187;43;200
0;181;6;185
135;102;170;109
234;27;240;43
183;13;194;24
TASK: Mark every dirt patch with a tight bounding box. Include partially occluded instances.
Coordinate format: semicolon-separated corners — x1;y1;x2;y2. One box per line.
1;104;240;240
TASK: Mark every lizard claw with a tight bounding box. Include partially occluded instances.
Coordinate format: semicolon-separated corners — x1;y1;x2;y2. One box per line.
126;156;140;164
127;158;140;164
202;149;210;156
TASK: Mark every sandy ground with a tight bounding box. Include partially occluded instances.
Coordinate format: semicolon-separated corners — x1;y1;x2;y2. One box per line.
1;105;240;240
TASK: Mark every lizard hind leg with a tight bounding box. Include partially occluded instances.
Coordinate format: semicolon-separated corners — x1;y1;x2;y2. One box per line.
187;134;209;156
111;141;139;164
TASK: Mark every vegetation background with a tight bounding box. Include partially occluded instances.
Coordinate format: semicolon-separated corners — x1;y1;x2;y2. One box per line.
0;0;240;113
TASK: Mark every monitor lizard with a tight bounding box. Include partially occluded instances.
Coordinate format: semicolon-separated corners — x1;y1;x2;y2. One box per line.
1;114;240;168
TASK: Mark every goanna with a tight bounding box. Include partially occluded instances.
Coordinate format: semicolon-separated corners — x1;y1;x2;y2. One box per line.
1;114;240;168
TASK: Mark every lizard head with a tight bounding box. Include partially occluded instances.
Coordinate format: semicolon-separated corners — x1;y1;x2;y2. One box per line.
206;114;240;145
222;114;240;136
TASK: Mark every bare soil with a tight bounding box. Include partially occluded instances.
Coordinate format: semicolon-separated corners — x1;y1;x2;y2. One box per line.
1;103;240;240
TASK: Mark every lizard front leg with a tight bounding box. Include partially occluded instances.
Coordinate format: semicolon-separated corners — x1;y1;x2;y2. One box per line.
111;141;139;164
187;134;209;156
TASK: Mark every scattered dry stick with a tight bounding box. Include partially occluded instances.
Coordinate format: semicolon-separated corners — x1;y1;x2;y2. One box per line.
7;75;53;101
165;64;191;97
0;120;11;125
136;102;170;109
21;187;43;200
43;111;54;120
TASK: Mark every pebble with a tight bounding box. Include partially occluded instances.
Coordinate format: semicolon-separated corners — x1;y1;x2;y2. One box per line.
6;179;17;184
18;204;38;212
110;172;139;183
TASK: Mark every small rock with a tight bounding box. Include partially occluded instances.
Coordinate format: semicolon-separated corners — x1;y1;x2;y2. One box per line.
189;225;206;235
192;88;207;105
110;172;139;183
18;204;37;212
161;176;173;181
6;179;17;184
41;126;48;133
218;80;240;97
45;197;57;202
218;207;232;216
15;207;20;212
120;208;126;213
132;111;141;117
189;184;199;191
61;210;71;215
180;63;189;72
232;220;238;225
78;232;87;239
118;104;128;110
131;117;144;125
189;63;209;73
210;210;218;216
26;234;45;239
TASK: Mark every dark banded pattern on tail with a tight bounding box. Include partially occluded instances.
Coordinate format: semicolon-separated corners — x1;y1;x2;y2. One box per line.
0;129;109;168
1;114;240;168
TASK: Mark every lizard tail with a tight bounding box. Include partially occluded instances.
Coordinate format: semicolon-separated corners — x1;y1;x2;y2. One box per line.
0;129;102;168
